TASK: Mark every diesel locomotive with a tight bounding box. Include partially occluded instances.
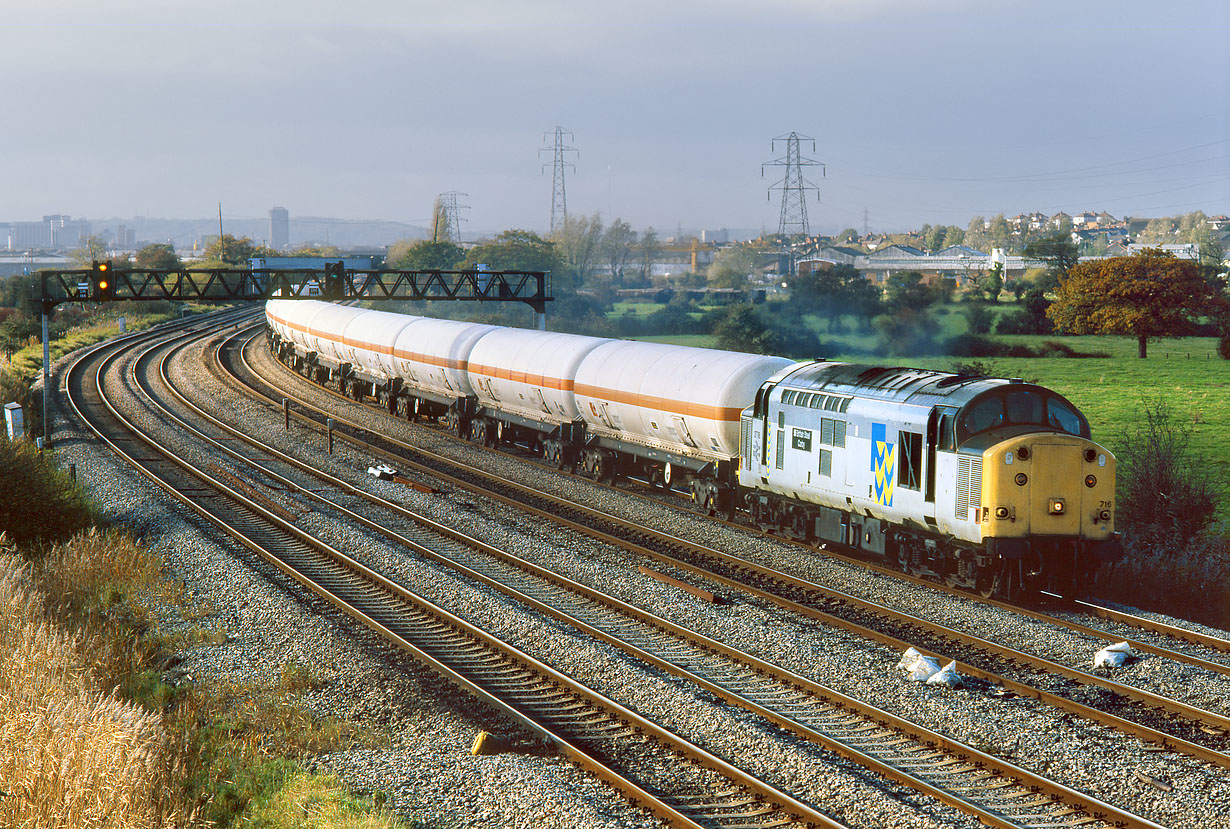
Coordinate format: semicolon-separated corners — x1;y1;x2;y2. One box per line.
266;300;1121;599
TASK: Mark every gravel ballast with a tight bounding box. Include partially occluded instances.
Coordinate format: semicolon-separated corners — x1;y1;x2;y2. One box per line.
44;320;1230;828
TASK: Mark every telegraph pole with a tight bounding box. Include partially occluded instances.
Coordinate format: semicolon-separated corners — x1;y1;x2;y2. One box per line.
540;127;577;233
762;132;824;238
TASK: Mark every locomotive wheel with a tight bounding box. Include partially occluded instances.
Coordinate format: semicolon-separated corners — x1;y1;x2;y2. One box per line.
976;561;1003;599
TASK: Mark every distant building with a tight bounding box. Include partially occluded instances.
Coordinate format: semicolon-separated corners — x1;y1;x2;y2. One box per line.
700;228;729;244
269;206;290;250
6;215;90;250
116;225;136;250
798;244;1037;286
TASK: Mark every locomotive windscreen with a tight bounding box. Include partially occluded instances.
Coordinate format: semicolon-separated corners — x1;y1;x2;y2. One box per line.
957;388;1089;442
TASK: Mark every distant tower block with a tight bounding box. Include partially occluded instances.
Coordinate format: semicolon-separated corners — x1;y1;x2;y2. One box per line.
761;132;824;237
540;126;578;233
432;192;469;243
269;206;289;250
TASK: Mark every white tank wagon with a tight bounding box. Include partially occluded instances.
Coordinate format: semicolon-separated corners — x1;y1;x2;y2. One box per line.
465;327;610;457
390;317;498;423
573;340;791;495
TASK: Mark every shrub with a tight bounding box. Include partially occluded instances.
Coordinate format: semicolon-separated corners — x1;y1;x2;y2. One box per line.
1096;531;1230;628
1115;399;1216;544
963;303;993;335
943;334;1035;358
0;438;94;548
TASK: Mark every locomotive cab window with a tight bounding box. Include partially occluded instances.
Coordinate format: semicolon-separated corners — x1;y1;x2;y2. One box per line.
957;388;1090;443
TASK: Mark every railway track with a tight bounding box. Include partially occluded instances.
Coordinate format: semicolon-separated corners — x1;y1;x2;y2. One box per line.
67;312;857;829
130;321;1175;829
231;323;1230;774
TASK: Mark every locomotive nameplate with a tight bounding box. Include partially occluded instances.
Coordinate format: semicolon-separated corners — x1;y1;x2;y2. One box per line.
792;428;812;451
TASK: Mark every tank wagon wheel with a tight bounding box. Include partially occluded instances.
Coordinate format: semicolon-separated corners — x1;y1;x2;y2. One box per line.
495;420;506;447
410;397;421;422
395;397;409;419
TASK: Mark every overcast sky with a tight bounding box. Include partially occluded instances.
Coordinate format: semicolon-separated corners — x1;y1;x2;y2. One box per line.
2;1;1227;237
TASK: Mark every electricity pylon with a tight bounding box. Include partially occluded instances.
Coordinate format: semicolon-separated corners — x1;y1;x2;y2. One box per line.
432;192;468;243
540;126;578;233
762;132;824;237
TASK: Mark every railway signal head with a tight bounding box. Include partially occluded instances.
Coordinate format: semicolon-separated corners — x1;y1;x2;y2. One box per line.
322;261;345;299
92;260;115;300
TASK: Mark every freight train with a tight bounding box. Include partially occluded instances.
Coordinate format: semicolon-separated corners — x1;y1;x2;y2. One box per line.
266;300;1121;600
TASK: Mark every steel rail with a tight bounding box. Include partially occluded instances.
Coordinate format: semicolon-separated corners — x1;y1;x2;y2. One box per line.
236;326;1230;770
136;328;1167;829
260;317;1230;668
66;323;845;829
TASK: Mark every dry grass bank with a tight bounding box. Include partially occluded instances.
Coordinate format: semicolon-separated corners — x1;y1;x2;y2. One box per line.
0;524;398;828
0;539;193;827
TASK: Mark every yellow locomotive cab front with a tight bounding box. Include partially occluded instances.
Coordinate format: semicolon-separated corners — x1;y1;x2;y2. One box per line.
981;433;1116;540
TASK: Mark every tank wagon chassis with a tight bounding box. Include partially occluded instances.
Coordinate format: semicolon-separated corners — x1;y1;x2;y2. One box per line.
267;323;1120;603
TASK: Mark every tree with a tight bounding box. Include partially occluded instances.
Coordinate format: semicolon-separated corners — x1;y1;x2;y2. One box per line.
941;225;965;248
977;262;1004;303
707;246;759;291
552;213;604;290
1023;233;1079;293
462;230;561;276
291;244;341;257
135;243;180;270
637;227;661;284
884;270;938;311
70;235;108;268
600;219;638;286
387;239;465;270
200;234;271;266
713;303;822;357
995;287;1054;335
789;264;867;332
1047;248;1219;358
836;228;859;244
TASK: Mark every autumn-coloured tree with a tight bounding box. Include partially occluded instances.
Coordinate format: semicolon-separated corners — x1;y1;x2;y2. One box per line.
1047;248;1218;358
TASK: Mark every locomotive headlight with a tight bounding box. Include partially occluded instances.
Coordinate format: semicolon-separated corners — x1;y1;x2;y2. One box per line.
1098;508;1112;522
1084;448;1097;462
1085;474;1097;488
1017;446;1030;460
1014;473;1028;486
994;506;1010;519
1048;498;1066;515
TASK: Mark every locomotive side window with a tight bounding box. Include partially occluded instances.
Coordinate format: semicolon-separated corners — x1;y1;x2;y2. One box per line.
938;414;956;451
818;448;832;477
898;431;922;491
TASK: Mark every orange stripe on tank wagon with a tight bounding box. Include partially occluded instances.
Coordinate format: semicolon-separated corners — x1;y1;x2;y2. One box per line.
269;315;743;422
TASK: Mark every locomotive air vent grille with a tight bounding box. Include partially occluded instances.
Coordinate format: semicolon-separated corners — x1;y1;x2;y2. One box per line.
741;417;752;458
957;456;983;519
